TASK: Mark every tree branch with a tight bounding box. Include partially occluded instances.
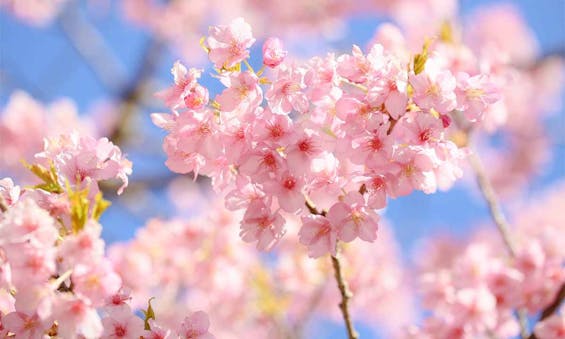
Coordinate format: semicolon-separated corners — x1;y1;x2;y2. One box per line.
304;198;358;338
467;149;517;257
527;282;565;339
58;2;127;94
331;253;359;339
108;38;164;145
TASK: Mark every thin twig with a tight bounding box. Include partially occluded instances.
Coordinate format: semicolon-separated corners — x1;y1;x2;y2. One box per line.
331;253;359;339
467;150;518;257
468;147;530;338
304;198;358;338
109;38;164;145
293;283;327;338
58;2;127;94
453;109;528;337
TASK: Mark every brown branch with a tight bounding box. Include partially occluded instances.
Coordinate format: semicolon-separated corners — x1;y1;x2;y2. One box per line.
0;196;8;212
109;38;164;145
528;282;565;339
539;282;565;320
58;2;127;94
331;253;359;339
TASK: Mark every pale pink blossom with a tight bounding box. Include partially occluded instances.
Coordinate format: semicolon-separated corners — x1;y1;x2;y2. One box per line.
327;192;379;243
0;178;20;208
262;37;287;68
206;17;256;69
3;312;48;339
37;132;132;195
456;73;500;121
534;313;565;339
101;306;144;339
216;71;262;112
409;60;457;114
298;215;337;258
239;199;285;250
178;311;215;339
146;319;173;339
72;259;122;307
52;294;103;339
266;64;308;113
156;62;205;110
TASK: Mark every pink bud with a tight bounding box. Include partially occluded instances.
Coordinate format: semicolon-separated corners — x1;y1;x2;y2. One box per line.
440;114;452;128
262;37;287;68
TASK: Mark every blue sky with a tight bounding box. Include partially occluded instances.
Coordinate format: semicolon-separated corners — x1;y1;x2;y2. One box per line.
0;1;564;337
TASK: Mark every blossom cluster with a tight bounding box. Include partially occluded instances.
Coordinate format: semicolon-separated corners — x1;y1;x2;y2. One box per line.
109;193;413;338
0;0;69;26
0;91;97;179
406;183;565;338
0;133;213;338
153;17;500;256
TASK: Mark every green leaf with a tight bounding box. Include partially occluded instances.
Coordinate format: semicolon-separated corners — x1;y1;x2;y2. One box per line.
67;183;90;233
142;297;156;331
92;192;111;221
413;39;431;75
22;161;63;194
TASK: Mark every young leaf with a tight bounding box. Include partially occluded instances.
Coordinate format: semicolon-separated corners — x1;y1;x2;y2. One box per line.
142;297;156;331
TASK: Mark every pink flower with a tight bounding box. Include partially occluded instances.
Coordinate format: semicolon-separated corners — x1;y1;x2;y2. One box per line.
206;17;255;69
389;147;437;197
4;242;56;285
37;132;132;195
145;319;172;339
216;71;262;112
327;192;379;243
298;215;337;258
224;178;266;211
262;37;287;68
156;62;205;109
0;178;20;208
101;306;144;339
285;130;323;174
3;312;48;339
0;197;58;248
266;64;308;114
72;259;122;307
534;313;565;339
254;108;294;146
452;287;498;332
58;220;105;270
52;294;103;338
409;60;457;114
264;170;305;213
337;45;384;84
239;199;285;250
455;73;500;122
178;311;215;339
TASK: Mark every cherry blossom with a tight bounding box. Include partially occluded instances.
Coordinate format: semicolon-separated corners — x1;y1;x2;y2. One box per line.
206;17;256;69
